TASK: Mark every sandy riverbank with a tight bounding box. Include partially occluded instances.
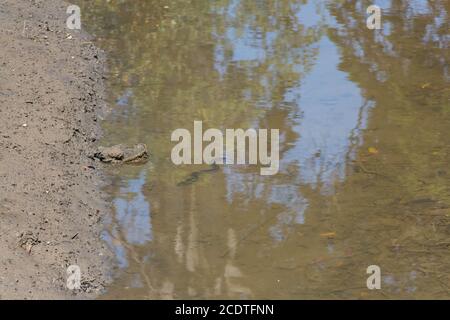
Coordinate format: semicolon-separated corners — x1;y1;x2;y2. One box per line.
0;0;112;299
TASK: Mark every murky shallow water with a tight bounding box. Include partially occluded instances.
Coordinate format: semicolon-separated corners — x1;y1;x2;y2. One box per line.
78;0;449;299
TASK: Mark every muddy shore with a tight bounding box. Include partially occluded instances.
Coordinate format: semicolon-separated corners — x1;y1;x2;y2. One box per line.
0;0;112;299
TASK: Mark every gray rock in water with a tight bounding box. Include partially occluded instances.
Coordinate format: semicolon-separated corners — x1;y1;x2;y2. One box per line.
94;143;149;164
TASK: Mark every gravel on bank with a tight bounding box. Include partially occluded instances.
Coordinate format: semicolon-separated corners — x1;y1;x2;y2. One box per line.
0;0;112;299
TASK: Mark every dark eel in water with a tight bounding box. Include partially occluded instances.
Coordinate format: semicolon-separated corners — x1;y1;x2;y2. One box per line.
177;163;220;186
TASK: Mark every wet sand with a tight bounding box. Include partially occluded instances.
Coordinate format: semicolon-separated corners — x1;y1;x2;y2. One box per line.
0;0;111;298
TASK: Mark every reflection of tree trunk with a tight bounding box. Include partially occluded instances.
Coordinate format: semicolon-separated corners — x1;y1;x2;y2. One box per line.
222;227;253;298
108;212;155;298
346;99;372;162
186;186;199;273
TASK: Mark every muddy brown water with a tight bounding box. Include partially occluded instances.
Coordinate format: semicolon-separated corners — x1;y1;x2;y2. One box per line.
78;0;450;299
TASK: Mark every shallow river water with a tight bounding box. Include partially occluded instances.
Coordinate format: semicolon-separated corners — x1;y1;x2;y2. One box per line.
78;0;449;299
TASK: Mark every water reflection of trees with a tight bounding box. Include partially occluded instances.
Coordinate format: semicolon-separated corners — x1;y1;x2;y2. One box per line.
79;0;449;298
328;0;450;212
325;0;450;298
79;0;328;298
